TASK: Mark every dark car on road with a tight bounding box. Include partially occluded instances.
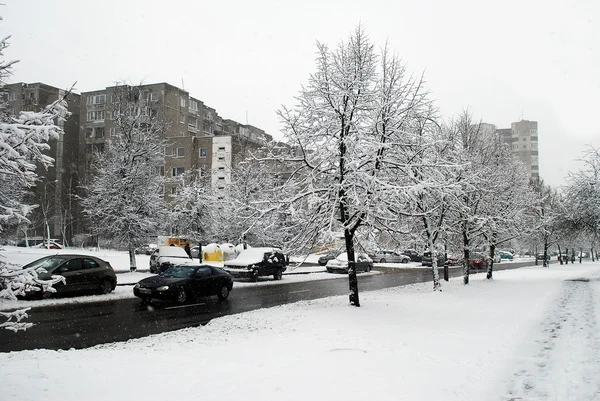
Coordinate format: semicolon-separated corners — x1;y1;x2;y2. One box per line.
421;251;445;267
20;254;117;298
134;265;233;304
223;247;288;281
318;250;342;266
402;249;423;262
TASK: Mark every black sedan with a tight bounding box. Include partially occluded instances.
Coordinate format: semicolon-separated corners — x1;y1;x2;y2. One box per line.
134;265;233;304
19;254;117;298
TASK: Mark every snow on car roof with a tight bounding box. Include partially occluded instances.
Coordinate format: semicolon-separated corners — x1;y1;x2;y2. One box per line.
157;245;189;258
226;247;282;265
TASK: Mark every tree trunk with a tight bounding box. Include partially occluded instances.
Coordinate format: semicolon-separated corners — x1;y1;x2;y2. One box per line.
579;247;582;264
571;249;575;263
129;249;137;272
427;237;441;291
534;244;538;266
443;244;449;282
462;227;470;285
543;241;549;267
487;243;496;280
557;244;562;265
564;247;569;264
344;230;360;306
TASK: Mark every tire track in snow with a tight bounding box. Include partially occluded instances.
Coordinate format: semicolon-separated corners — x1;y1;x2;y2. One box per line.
503;279;600;400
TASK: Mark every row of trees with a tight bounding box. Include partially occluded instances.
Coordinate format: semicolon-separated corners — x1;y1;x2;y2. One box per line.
77;27;600;305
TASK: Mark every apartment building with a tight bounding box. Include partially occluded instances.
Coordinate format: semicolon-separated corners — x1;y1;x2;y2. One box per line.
79;83;279;200
496;120;539;182
4;82;81;239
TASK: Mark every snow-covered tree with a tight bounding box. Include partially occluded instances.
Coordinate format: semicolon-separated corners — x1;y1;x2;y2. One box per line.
530;180;564;267
80;84;167;271
563;146;600;260
275;27;431;306
167;171;215;246
478;142;533;279
0;29;69;330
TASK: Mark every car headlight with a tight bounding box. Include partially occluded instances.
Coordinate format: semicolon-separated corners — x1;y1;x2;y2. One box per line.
134;284;140;289
157;286;169;291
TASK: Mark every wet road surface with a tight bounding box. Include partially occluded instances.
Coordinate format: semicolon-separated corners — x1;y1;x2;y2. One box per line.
0;261;536;352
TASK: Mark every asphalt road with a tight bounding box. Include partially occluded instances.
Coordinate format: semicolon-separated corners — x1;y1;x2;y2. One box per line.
0;261;541;352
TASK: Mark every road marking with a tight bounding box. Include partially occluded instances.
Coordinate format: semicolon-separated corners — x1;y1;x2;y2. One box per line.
289;289;311;294
165;302;206;310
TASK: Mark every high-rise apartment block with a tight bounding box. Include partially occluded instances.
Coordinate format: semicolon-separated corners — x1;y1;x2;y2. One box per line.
496;120;539;182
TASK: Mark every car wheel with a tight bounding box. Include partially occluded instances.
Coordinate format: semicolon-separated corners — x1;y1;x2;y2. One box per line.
99;279;113;295
380;258;386;263
273;270;283;280
217;285;230;301
402;258;409;263
176;287;187;304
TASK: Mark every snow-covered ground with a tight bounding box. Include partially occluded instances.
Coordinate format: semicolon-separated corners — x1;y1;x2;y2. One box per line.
2;262;600;400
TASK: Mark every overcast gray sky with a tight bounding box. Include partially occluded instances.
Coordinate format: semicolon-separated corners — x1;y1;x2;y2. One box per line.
3;0;598;187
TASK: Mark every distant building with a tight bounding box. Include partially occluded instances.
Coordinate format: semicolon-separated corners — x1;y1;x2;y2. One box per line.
4;82;81;240
493;120;539;182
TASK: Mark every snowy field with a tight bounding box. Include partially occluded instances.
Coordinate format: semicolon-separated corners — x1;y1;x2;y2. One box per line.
2;262;600;400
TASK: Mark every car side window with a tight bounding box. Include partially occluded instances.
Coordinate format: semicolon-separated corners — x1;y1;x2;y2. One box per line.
83;258;100;270
59;258;83;273
195;267;212;278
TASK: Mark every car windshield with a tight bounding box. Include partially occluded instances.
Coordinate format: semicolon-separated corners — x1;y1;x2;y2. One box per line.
22;256;67;272
161;266;196;278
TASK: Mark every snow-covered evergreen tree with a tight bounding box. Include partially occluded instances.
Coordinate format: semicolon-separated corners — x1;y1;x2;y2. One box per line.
80;84;167;271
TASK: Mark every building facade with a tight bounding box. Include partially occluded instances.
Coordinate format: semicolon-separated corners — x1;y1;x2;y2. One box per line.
495;120;539;182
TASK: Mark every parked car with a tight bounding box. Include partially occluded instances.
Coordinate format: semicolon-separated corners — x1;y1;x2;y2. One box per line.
367;250;410;264
135;243;158;255
223;247;287;281
318;250;343;266
326;252;373;273
447;254;463;266
19;254;116;298
134;265;233;304
149;245;195;274
498;250;513;260
402;249;423;262
421;251;445;267
469;253;488;270
536;253;551;261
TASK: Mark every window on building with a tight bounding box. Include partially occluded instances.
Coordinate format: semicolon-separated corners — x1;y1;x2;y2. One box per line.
218;156;225;161
218;166;225;170
199;148;207;158
95;127;105;138
188;116;197;128
175;147;185;158
148;92;159;102
218;146;226;151
199;166;207;177
180;97;186;108
149;108;158;118
111;95;120;104
203;124;213;135
218;177;225;181
189;100;198;112
109;127;116;137
159;166;165;176
92;94;106;105
171;187;177;195
85;128;93;138
86;111;105;121
7;92;16;101
172;167;185;177
179;114;185;124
